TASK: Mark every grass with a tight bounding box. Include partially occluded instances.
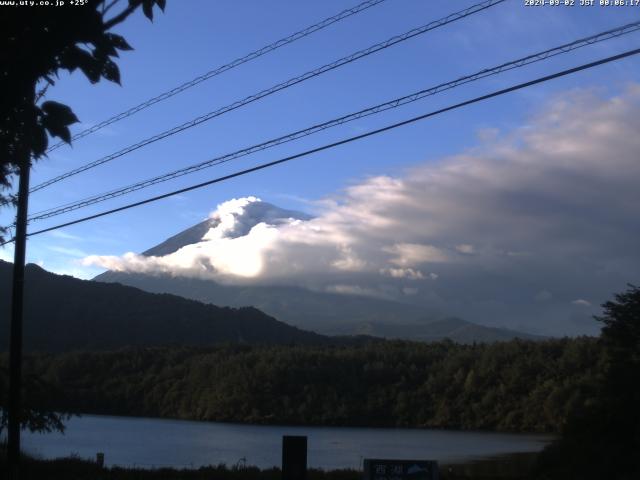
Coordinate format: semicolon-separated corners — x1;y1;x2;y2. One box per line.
0;446;539;479
4;451;358;480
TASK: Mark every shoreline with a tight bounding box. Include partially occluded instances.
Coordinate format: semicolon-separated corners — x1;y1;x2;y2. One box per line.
20;415;551;473
48;411;559;437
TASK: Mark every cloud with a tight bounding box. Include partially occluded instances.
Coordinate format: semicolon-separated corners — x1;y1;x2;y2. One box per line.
384;243;449;266
48;246;88;258
47;230;82;241
380;268;425;280
456;244;475;255
325;284;388;299
572;299;592;307
84;87;640;335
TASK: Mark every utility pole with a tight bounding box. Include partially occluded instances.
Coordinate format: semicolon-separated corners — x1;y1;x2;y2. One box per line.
7;151;31;480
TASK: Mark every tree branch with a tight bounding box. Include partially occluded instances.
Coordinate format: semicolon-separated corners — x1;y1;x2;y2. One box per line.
35;84;49;103
103;1;140;30
102;0;122;16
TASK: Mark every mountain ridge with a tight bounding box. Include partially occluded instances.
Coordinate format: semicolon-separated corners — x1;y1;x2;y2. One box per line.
0;260;328;352
95;271;543;343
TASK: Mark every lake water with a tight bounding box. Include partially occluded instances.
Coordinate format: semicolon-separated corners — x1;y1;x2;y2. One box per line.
21;415;552;470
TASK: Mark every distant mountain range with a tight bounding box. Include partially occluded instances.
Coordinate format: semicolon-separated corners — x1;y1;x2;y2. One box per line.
330;317;544;343
0;257;541;353
96;270;542;343
0;260;326;352
95;270;429;332
94;204;543;344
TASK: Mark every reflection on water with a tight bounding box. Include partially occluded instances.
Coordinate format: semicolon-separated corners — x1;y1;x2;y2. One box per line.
22;414;552;470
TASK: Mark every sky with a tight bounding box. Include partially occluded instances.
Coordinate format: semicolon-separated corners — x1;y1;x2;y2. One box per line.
1;0;640;335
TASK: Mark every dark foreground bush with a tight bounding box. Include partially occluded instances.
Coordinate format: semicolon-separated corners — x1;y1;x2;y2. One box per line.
1;451;361;480
0;448;540;480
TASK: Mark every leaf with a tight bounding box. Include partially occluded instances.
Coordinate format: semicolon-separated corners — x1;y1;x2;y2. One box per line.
79;60;102;83
43;120;72;144
156;0;166;11
105;33;133;51
142;0;154;21
32;125;49;156
41;101;78;145
94;38;119;59
101;59;121;85
59;46;101;82
41;101;79;127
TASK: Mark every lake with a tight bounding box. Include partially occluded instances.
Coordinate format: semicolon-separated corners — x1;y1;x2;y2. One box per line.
21;414;552;470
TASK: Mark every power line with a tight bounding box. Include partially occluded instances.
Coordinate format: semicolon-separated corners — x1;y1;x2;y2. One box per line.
30;0;506;193
10;46;638;243
44;0;390;153
27;21;640;222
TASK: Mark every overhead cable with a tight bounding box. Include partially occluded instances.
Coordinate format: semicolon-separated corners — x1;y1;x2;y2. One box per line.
7;46;636;243
31;0;506;192
28;21;640;222
45;0;390;153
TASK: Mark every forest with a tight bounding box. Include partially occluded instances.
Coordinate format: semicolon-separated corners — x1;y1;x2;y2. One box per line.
0;261;328;352
2;284;639;479
1;337;601;433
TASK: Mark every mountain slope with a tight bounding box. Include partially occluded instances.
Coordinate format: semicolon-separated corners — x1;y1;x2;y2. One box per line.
337;317;543;343
94;272;542;343
95;270;432;333
142;201;313;257
0;260;326;352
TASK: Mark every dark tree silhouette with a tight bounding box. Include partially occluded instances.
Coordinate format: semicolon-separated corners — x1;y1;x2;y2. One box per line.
0;365;71;437
0;0;167;242
538;285;640;480
0;0;167;433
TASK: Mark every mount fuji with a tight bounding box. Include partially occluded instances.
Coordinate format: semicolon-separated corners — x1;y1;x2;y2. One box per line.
94;200;540;343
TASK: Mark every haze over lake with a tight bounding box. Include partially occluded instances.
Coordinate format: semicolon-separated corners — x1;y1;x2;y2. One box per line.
22;415;552;470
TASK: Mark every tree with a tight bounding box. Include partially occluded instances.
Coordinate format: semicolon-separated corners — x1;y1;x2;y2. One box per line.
537;285;640;480
0;0;167;439
0;0;167;242
0;365;71;437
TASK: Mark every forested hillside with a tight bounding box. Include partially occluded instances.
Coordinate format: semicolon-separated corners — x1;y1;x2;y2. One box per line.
0;261;325;352
8;337;602;433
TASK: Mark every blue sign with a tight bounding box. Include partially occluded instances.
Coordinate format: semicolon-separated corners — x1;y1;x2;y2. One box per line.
363;459;439;480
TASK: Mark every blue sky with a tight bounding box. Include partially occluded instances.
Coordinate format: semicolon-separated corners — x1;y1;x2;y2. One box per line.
1;0;640;334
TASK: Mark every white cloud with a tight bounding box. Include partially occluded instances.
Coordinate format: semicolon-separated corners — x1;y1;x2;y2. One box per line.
331;249;367;272
384;243;449;266
83;87;640;335
48;246;88;258
572;299;592;307
380;268;425;280
47;230;82;241
84;221;279;279
325;284;388;299
456;244;475;255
